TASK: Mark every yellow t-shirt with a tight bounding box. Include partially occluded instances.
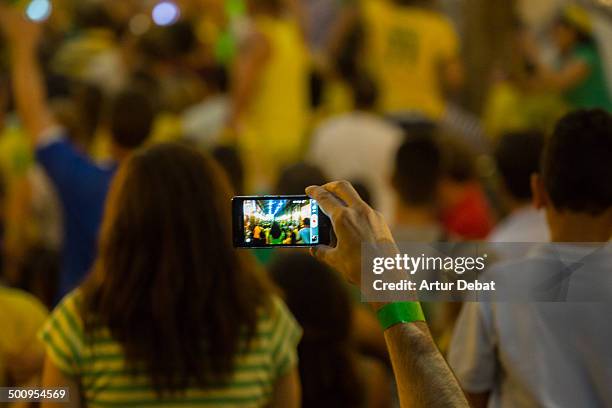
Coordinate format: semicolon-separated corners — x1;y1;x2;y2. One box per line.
0;286;48;386
240;16;310;187
362;0;459;119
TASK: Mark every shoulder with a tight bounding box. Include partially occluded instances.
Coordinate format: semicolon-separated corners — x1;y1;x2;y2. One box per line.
47;290;85;330
0;286;48;324
37;290;87;376
259;295;302;343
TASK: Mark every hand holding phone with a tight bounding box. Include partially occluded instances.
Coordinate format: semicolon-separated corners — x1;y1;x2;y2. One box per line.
305;182;398;286
232;195;332;248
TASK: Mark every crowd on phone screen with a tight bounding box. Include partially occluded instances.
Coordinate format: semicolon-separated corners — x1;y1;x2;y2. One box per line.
0;0;611;407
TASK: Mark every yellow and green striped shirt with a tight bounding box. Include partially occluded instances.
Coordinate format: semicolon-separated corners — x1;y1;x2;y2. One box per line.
38;290;302;407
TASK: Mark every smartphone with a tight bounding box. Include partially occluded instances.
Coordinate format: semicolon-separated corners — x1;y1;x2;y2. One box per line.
232;195;332;248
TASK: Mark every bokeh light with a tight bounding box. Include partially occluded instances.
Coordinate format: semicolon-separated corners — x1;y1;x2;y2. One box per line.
152;1;180;27
25;0;52;22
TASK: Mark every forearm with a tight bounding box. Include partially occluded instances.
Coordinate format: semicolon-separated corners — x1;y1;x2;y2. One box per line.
9;44;55;146
533;58;588;93
230;67;254;123
384;322;469;408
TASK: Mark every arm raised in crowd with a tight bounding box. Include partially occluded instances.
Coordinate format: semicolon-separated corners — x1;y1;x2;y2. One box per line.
0;5;57;147
306;181;469;408
230;26;271;129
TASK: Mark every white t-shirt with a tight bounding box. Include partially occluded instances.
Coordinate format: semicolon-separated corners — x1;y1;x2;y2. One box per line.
488;207;549;244
449;244;612;408
308;112;403;220
488;207;550;260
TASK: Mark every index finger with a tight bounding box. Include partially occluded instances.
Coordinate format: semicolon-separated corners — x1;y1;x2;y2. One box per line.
324;180;367;208
305;185;345;218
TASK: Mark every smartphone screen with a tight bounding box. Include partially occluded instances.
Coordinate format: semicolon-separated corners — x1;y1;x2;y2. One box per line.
232;196;332;248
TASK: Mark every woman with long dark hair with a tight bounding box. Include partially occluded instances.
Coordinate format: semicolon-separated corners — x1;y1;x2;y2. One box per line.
38;143;301;407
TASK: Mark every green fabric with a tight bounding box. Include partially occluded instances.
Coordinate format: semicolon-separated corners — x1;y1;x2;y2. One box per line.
214;0;246;64
564;44;612;112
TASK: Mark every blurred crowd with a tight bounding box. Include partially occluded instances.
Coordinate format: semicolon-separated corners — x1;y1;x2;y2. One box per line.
0;0;611;407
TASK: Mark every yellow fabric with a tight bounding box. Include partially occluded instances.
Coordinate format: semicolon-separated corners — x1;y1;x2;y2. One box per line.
563;4;592;35
52;29;116;78
0;124;32;183
362;0;459;119
0;286;48;386
483;81;568;139
38;290;302;407
147;113;184;145
240;17;310;189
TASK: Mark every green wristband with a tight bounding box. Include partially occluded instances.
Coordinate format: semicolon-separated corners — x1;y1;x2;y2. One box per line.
377;302;425;330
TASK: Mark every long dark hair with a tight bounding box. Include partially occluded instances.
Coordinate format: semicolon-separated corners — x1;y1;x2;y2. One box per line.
81;143;273;395
270;254;365;408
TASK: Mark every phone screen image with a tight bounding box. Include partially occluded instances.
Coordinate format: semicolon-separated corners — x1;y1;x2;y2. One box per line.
232;196;331;248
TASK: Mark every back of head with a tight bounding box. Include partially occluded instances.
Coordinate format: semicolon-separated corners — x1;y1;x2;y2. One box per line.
542;109;612;216
495;131;545;202
275;163;328;195
351;73;379;111
271;222;282;238
248;0;284;15
269;253;364;408
110;87;154;149
212;145;245;195
441;136;477;183
139;21;197;61
84;143;271;395
75;2;116;31
393;135;443;206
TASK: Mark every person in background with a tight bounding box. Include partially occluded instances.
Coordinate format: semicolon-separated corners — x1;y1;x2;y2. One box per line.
306;180;469;407
38;143;301;408
489;131;549;244
391;135;444;243
297;218;311;244
275;162;328;195
0;169;48;390
270;253;392;408
0;8;154;301
51;1;126;95
211;145;245;195
183;66;231;148
527;5;612;112
0;73;62;290
391;135;466;352
449;109;612;408
0;285;48;389
267;221;286;245
308;73;403;219
438;137;494;240
274;161;388;361
360;0;464;121
231;0;310;191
